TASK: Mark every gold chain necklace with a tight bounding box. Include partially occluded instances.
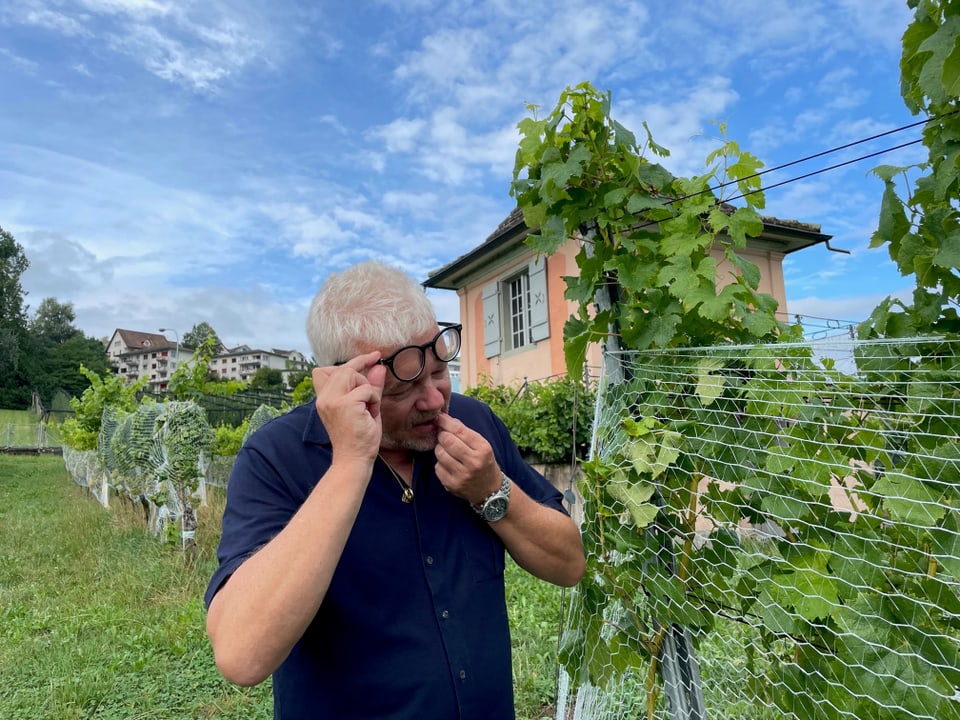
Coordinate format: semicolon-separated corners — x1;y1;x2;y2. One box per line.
379;454;414;503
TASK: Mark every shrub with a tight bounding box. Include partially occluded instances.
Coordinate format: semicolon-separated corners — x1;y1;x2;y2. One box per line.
211;421;247;456
466;374;594;464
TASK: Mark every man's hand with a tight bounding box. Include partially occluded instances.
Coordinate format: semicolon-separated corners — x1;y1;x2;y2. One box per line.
312;352;386;465
434;412;502;504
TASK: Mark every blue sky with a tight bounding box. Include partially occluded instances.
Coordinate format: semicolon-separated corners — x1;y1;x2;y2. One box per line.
0;0;922;356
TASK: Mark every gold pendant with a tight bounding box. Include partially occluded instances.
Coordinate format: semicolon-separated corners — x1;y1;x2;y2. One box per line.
401;487;415;503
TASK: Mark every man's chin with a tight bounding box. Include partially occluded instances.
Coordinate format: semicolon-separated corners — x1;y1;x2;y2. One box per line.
381;430;438;453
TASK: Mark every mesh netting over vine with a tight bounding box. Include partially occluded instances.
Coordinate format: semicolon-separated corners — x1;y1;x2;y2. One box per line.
558;336;960;720
63;400;217;541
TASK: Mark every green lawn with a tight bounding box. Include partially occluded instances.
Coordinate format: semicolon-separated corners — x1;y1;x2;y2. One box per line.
0;455;565;719
0;454;272;719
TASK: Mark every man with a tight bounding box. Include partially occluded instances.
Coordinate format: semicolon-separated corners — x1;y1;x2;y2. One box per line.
205;260;585;719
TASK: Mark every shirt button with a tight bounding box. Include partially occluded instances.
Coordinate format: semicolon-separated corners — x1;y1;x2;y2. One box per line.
459;670;466;680
426;556;434;565
441;610;449;619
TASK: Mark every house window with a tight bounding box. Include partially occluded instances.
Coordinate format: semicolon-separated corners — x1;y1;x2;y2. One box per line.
482;257;549;358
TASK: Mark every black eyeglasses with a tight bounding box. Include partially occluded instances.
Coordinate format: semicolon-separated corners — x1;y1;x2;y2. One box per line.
378;324;461;382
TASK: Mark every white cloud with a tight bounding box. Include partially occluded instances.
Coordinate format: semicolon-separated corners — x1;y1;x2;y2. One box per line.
369;118;426;153
0;0;924;362
22;7;90;35
77;0;173;18
316;114;346;134
106;16;265;92
382;190;439;216
835;0;913;53
787;287;913;327
3;0;296;93
256;202;341;258
616;77;741;177
394;27;487;89
0;46;40;72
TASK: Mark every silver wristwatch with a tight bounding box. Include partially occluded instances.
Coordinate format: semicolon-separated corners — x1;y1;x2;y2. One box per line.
473;473;511;522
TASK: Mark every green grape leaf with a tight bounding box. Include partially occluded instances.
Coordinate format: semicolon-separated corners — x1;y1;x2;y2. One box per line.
607;478;659;528
694;357;726;406
873;472;946;527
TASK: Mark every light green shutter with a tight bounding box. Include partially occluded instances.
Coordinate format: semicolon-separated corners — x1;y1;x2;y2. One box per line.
528;257;549;342
482;282;501;358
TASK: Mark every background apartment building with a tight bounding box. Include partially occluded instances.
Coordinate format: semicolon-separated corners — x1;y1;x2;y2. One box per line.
105;329;308;391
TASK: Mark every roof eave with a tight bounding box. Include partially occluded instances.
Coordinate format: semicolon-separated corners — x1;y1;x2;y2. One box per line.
424;213;833;290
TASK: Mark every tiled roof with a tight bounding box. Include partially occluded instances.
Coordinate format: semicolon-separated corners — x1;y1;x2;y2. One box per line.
115;329;173;350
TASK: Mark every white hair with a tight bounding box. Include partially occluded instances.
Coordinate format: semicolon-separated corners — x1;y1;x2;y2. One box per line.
306;261;437;365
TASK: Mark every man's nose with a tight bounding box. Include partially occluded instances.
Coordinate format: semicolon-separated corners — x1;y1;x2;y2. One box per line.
414;370;447;411
416;381;445;410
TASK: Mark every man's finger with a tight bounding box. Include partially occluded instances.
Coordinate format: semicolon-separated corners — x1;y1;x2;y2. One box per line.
340;351;382;373
313;352;382;392
434;412;460;432
437;413;484;452
363;364;386;418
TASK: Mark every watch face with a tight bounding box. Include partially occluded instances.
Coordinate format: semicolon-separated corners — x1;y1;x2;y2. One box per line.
483;496;509;522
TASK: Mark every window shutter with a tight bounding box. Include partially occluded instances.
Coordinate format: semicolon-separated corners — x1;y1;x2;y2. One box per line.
482;282;501;358
528;257;549;342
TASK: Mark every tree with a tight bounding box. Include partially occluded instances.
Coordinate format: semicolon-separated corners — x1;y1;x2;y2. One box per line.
15;296;108;408
0;226;28;337
23;333;111;405
29;297;80;344
167;333;245;400
60;366;146;450
183;322;223;351
249;366;284;390
284;367;313;391
0;226;30;408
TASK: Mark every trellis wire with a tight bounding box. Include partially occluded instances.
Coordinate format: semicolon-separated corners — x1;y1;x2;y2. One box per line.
557;336;960;720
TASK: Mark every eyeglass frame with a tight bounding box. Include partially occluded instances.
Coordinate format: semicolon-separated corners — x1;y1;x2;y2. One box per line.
376;323;462;383
334;323;462;383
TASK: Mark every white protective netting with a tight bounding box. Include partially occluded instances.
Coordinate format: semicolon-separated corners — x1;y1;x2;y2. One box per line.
557;336;960;720
242;403;283;446
204;404;278;488
62;445;109;508
62;401;220;542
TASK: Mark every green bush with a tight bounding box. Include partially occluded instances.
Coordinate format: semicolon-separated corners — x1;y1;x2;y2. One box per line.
211;421;247;456
291;374;315;406
466;374;594;464
60;365;145;450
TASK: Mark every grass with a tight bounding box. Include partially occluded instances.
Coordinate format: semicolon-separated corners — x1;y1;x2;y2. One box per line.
0;454;271;719
0;454;567;719
0;408;62;447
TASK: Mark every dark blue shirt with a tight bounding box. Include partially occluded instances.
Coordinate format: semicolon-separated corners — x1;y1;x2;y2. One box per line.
205;393;568;720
